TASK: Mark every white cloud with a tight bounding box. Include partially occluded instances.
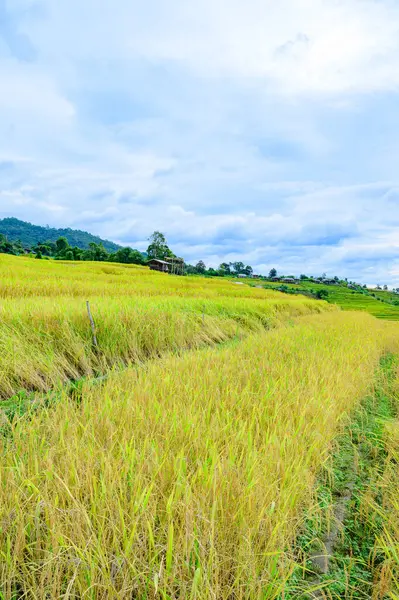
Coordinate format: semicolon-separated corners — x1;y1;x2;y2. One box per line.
0;0;398;285
0;60;74;118
124;0;399;94
20;0;399;96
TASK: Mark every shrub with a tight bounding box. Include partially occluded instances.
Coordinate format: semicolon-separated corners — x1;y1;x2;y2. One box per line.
316;289;329;300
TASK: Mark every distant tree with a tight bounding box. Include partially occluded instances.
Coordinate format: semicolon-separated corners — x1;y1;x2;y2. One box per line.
65;250;74;261
147;231;174;260
33;242;53;256
0;233;17;255
269;268;277;278
242;265;253;277
0;218;121;252
87;242;108;261
218;262;231;276
56;237;69;253
383;284;388;291
111;247;144;265
231;261;245;275
47;241;57;253
195;260;206;274
300;274;307;280
334;276;339;282
184;264;197;275
71;246;83;260
35;251;43;259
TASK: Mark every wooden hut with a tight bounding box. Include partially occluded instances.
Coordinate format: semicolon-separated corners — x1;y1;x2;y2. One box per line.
148;259;171;273
148;257;185;275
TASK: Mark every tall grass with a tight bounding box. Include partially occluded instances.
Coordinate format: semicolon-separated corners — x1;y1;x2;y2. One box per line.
366;363;399;599
0;256;331;399
0;255;308;300
0;312;397;599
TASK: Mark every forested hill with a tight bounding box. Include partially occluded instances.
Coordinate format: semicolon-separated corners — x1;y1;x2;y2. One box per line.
0;218;121;252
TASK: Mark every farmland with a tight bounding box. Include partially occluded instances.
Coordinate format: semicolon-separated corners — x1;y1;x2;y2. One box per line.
1;254;399;599
0;255;329;399
258;279;399;320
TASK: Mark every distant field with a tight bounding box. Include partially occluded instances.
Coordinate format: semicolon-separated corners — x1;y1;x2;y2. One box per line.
258;279;399;320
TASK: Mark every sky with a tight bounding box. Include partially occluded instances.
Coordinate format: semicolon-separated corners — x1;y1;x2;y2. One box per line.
0;0;398;286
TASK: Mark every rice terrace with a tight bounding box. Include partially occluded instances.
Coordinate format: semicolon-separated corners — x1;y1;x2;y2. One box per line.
0;231;399;600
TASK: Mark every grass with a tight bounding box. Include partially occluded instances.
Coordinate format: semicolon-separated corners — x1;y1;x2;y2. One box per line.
0;255;317;301
1;253;399;599
361;362;399;598
257;279;399;320
0;312;398;599
284;353;399;599
0;255;331;399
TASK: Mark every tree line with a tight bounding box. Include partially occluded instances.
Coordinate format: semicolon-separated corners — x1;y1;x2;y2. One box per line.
1;230;398;292
0;234;146;265
0;217;120;252
0;230;258;276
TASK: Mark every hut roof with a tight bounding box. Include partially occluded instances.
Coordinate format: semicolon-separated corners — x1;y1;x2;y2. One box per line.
148;259;171;265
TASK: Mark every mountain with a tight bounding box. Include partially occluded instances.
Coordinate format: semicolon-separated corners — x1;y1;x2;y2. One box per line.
0;218;122;253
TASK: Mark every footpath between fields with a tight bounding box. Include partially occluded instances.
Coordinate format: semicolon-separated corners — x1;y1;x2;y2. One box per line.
283;353;398;599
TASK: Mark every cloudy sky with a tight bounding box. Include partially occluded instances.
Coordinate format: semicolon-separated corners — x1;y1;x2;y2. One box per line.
0;0;398;285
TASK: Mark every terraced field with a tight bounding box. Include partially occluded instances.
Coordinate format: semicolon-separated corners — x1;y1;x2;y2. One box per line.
259;279;399;320
0;255;330;399
1;254;399;599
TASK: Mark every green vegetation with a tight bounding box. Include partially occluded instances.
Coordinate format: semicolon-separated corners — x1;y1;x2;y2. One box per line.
284;353;399;598
0;228;146;265
259;279;399;320
0;217;121;252
361;362;399;598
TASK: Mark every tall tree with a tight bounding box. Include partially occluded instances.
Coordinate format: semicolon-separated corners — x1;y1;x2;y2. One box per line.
232;261;245;275
269;268;277;278
195;260;206;274
56;237;69;253
147;231;174;260
243;265;253;276
218;262;231;275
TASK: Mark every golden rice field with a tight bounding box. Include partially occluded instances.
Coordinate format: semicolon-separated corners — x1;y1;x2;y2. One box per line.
0;255;330;399
1;254;399;599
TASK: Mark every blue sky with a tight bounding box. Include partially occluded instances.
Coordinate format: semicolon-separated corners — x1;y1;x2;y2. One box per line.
0;0;398;285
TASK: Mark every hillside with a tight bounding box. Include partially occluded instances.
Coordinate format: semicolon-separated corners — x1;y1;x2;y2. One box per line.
0;217;121;252
259;278;399;320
